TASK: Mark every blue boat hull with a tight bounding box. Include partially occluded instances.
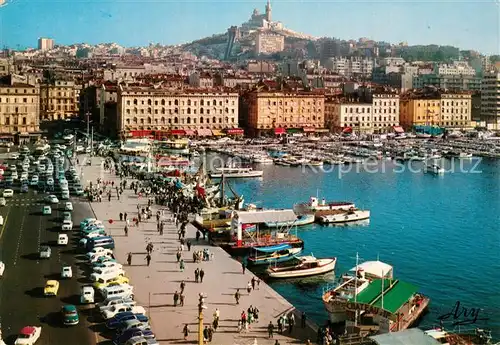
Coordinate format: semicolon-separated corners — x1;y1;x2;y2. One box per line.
248;248;303;266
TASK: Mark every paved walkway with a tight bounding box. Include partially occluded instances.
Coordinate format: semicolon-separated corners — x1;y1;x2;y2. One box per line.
78;155;318;345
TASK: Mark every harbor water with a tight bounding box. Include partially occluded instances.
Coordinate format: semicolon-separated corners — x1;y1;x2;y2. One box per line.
210;154;500;336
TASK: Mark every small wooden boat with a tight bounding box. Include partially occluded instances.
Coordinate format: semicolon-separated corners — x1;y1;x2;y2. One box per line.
266;256;336;279
247;244;303;266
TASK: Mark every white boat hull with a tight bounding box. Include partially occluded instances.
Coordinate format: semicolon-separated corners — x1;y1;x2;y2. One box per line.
267;258;336;279
424;165;444;175
319;210;370;224
209;171;263;178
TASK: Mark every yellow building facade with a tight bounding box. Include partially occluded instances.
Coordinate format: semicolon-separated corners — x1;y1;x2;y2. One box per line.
246;90;325;136
40;80;81;121
0;83;41;143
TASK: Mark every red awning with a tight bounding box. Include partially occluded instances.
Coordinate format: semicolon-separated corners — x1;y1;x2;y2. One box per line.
303;127;316;133
394;126;404;133
170;130;185;135
275;128;286;135
130;130;153;138
184;129;196;136
226;128;244;135
342;127;353;133
197;129;213;136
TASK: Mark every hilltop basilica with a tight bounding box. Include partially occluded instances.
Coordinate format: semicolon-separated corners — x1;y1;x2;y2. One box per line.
241;0;284;33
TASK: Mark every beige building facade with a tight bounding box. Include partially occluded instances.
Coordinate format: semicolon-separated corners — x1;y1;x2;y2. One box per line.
481;72;500;129
246;91;325;136
255;33;285;55
117;86;239;134
372;94;400;130
440;93;471;128
0;82;41;143
40;80;81;121
38;37;55;51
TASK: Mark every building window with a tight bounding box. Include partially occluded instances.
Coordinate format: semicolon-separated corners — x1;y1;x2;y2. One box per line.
126;119;130;125
187;108;191;114
213;116;216;123
225;107;228;113
161;99;165;105
174;100;178;106
161;117;165;124
148;108;152;114
200;108;204;114
206;118;210;124
133;117;138;124
187;117;191;124
147;117;152;124
200;117;204;124
174;117;179;124
133;99;138;105
201;99;204;106
213;100;216;106
187;100;191;106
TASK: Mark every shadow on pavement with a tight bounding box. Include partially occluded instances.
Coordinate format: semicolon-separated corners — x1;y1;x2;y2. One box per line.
25;287;45;298
21;253;40;261
40;311;66;328
60;294;80;305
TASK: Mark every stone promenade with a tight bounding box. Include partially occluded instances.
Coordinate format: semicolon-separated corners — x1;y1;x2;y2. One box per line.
78;155;318;345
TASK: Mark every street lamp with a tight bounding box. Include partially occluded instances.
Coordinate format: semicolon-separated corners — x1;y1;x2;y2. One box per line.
198;293;207;345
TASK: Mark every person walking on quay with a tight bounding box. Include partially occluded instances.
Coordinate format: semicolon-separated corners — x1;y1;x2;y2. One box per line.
119;212;123;221
268;321;275;339
127;252;132;266
182;324;189;340
145;253;151;266
176;250;182;263
187;240;191;251
199;268;205;283
124;225;128;237
124;212;128;221
301;311;307;328
194;268;200;283
251;277;256;290
173;291;179;307
241;261;246;274
179;293;185;306
274;340;281;345
234;289;241;305
196;230;200;242
203;326;209;344
180;280;186;294
247;282;252;294
288;312;295;334
208;325;213;342
212;316;219;332
179;259;185;272
213;308;220;324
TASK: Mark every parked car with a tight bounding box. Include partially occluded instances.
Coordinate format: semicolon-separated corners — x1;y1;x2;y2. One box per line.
122;335;159;345
86;247;113;259
106;313;149;330
64;202;73;211
116;320;150;334
45;194;59;203
42;206;52;215
3;189;14;198
102;305;146;320
113;329;156;345
57;233;68;245
98;296;135;311
0;197;6;206
13;326;42;345
61;220;73;231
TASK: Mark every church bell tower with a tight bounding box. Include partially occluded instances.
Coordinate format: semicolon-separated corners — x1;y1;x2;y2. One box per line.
265;0;272;22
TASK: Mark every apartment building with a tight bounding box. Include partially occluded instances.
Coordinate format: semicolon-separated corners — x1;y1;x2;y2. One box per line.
481;72;500;129
244;90;325;136
38;37;55;51
117;86;239;135
372;94;400;130
40;80;81;121
0;76;41;144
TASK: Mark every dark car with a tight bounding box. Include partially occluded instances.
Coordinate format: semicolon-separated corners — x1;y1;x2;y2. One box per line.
112;328;155;345
21;184;29;193
105;312;148;330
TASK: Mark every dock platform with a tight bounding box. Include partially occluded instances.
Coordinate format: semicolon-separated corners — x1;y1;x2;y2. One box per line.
79;155;319;345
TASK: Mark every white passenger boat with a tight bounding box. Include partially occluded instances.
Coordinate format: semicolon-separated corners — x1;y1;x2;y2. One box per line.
319;210;370;224
424;163;444;175
209;167;263;179
458;152;473;159
265;214;315;228
294;197;356;215
253;155;274;164
322;259;394;323
266;256;336;279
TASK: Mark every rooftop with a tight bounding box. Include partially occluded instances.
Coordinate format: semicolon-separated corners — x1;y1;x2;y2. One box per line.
370;328;441;345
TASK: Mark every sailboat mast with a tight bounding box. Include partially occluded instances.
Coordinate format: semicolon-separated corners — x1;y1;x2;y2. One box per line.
381;269;384;310
354;252;359;327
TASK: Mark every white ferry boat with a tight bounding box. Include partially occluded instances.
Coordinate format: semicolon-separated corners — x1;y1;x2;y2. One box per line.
266;256;336;279
318;210;370;224
209;167;263;179
322;260;393;323
294;197;356;215
424;163;445;175
253;155;274;164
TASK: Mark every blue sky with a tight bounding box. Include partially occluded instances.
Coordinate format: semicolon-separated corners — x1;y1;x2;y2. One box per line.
0;0;498;54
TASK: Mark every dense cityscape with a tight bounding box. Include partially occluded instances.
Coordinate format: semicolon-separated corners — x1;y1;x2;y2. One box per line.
0;1;499;345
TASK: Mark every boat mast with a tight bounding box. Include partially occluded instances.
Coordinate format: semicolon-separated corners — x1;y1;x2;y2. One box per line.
354;252;359;327
381;269;384;310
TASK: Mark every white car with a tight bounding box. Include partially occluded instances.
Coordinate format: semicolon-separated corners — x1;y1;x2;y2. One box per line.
57;233;68;245
88;252;113;263
86;247;113;259
61;266;72;278
0;215;4;226
64;202;73;211
90;268;125;282
45;195;59;204
92;261;122;271
102;305;146;320
98;297;136;312
3;189;14;198
61;220;73;231
14;326;41;345
80;286;95;304
0;261;5;276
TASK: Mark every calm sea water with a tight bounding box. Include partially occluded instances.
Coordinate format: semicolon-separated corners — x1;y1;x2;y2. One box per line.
212;154;500;337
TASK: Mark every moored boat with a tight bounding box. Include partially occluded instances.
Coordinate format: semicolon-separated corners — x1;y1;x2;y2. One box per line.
265;214;315;228
247;244;303;266
294;197;356;216
209;167;263;179
266;255;336;279
318;210;370;224
424;163;445;175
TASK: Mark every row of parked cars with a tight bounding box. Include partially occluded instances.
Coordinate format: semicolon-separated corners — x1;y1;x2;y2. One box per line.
77;218;159;345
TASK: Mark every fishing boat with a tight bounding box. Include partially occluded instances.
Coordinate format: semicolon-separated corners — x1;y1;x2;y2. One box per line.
458;152;473;159
265;214;315;228
247;244;303;266
425;327;496;345
294;197;355;216
209;167;263;179
318;210;370;224
322;258;394;324
266;255;336;279
424;163;445;175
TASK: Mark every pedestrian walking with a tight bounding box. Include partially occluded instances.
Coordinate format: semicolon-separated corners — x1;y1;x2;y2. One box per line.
247;282;252;294
179;259;185;272
301;311;307;328
124;212;128;221
234;289;241;305
183;324;189;340
203;326;209;343
180;280;186;294
145;253;151;266
173;291;179;307
194;268;200;283
242;261;246;274
176;250;182;263
179;293;185;306
251;277;256;290
196;230;200;242
199;268;205;283
268;321;275;338
119;212;123;221
187;240;191;251
124;225;128;236
127;252;132;266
